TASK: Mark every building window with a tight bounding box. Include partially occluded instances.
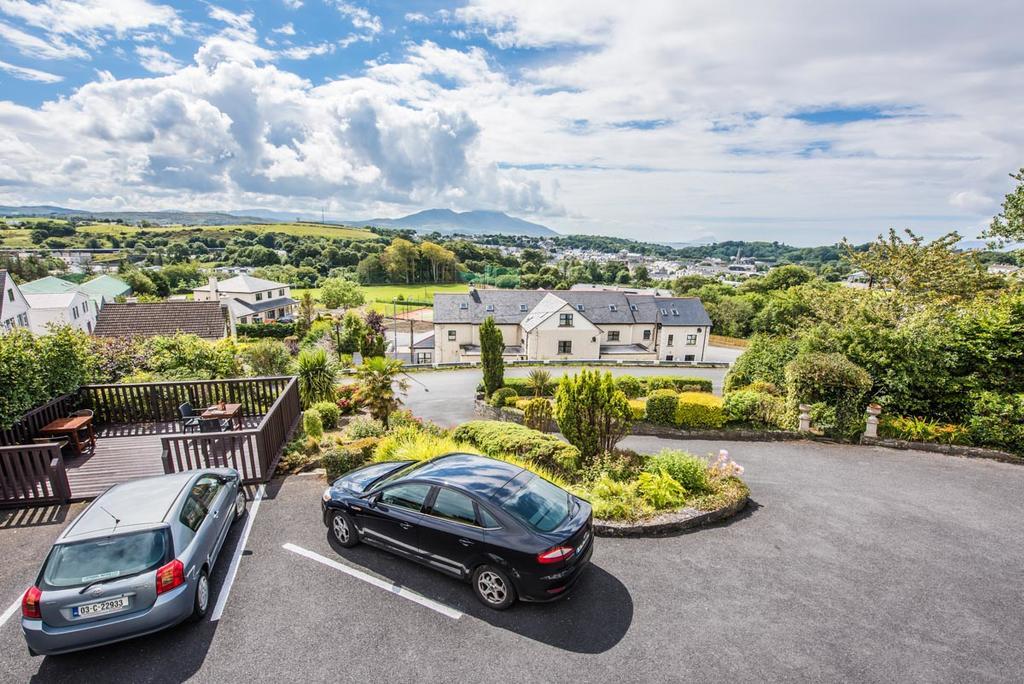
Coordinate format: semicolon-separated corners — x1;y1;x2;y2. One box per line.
6;289;12;302
279;289;285;296
416;352;432;364
684;354;695;362
256;292;263;301
576;304;585;312
267;310;276;319
608;304;617;312
459;302;468;310
666;355;674;361
559;313;574;327
607;331;620;342
686;334;697;345
448;329;457;341
485;304;494;312
557;341;572;354
279;308;285;317
18;313;28;326
643;329;651;341
72;306;78;320
519;304;528;312
667;334;674;346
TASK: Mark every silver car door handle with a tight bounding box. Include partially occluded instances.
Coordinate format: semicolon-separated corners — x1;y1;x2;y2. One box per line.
399;522;413;530
458;538;474;547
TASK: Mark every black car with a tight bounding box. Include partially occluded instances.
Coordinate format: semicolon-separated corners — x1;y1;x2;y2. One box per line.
321;453;593;609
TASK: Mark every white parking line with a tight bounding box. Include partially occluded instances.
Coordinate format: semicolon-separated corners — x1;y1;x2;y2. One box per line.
282;543;462;620
210;484;265;622
0;596;21;627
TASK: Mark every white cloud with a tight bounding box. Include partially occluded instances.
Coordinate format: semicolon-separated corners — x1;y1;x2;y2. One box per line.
207;5;253;32
0;20;88;59
404;12;429;23
273;22;296;36
332;2;381;34
949;190;994;213
280;42;334;60
0;58;61;83
135;45;182;74
282;0;302;8
0;0;183;41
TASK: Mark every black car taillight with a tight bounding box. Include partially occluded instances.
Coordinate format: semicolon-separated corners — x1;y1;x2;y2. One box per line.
537;545;574;564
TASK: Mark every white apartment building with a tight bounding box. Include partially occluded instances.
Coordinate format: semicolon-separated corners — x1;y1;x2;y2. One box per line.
23;291;97;335
193;274;297;324
431;288;712;364
1;270;30;333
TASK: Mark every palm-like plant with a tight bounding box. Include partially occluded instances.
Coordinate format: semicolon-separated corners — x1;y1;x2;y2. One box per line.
353;356;409;427
296;347;336;408
526;368;552;397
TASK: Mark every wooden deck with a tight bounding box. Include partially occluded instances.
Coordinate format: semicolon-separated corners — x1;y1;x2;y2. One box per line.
65;419;261;500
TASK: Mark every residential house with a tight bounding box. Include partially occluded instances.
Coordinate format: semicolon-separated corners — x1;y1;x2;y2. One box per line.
0;270;30;333
20;273;131;309
192;275;297;324
94;301;235;340
432;288;712;363
23;291;97;335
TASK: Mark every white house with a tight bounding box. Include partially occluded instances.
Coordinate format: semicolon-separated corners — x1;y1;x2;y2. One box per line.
23;291;97;335
431;288;712;364
192;274;297;324
1;270;31;333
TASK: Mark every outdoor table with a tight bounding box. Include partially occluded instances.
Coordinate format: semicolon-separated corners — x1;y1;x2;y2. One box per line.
202;403;244;430
39;415;96;455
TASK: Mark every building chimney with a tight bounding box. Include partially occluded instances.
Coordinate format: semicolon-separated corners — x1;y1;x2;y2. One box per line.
208;276;218;299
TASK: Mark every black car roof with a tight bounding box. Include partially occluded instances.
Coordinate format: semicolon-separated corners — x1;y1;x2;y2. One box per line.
402;453;526;500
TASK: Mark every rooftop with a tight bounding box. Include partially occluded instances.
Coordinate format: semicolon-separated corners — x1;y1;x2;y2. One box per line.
78;274;131;299
94;301;230;339
19;275;78;295
195;274;288;293
22;291;83;309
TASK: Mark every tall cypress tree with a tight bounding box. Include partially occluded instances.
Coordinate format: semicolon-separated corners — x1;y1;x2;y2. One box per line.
479;316;504;397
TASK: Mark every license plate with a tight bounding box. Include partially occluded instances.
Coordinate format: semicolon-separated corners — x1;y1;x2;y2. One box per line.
73;595;129;618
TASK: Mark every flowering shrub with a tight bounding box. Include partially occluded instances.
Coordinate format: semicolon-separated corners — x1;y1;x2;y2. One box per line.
707;449;745;479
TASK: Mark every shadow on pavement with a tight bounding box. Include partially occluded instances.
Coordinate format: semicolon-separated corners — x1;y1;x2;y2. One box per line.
326;533;633;654
0;505;73;529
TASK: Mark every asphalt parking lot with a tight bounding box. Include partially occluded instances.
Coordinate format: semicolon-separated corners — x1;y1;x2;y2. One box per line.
1;438;1022;682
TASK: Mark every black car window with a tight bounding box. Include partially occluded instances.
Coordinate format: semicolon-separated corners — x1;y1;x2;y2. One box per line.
42;530;168;589
430;488;478;526
191;476;223;510
478;505;501;529
180;493;206;533
499;475;570;533
380;483;430;512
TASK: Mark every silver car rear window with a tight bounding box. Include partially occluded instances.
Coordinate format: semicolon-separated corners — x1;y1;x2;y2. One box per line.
42;531;168;589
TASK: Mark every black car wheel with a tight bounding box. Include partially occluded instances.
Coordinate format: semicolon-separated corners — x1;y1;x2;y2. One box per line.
189;568;210;623
472;565;516;610
330;510;359;548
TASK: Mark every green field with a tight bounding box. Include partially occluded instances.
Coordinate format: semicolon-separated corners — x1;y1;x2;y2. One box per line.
77;222;377;241
294;282;469;312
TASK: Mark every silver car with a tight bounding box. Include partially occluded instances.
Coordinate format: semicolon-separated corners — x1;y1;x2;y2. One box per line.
21;469;246;656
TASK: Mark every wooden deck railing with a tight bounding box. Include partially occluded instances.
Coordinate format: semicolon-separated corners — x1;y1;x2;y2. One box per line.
0;395;76;447
80;377;293;425
160;377;300;484
0;443;71;508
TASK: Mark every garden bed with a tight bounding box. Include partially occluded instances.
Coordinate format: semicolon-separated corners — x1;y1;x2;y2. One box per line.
594;487;749;537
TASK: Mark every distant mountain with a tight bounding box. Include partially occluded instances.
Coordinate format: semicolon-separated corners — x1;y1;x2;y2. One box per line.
352;209;558;237
0;205;277;226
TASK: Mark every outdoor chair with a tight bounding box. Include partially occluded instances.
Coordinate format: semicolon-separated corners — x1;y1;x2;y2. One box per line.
32;436;70;451
199;417;231;433
179;403;201;433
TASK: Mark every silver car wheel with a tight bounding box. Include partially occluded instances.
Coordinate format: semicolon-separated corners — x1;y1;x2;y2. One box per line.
332;514;350;543
197;574;209;612
477;571;507;605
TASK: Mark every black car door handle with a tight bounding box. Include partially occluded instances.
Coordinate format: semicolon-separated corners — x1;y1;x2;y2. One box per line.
399;522;414;530
458;538;474;547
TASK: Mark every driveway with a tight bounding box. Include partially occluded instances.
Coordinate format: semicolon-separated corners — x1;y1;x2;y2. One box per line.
1;439;1022;681
403;363;729;427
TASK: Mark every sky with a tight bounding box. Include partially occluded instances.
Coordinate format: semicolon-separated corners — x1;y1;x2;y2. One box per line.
0;1;1022;245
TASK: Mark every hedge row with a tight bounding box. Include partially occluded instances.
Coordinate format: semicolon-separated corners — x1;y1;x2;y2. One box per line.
479;374;713;398
452;420;580;472
634;390;727;429
236;322;296;339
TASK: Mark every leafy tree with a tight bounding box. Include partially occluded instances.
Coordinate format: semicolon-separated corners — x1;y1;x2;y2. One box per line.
381;238;419;284
554;369;633;461
419;241;459;282
360;310;388;357
479;316;504;397
296;347;336;408
38;326;97;397
705;295;757;338
526;368;552;397
0;329;45;428
121;269;158;296
985;167;1024;243
297;292;316;336
241;339;293;376
353;356;408;427
337;311;366;354
523;397;553;432
725;335;801;392
142;334;240;379
741;265;815;293
319;278;365;309
784;352;872;438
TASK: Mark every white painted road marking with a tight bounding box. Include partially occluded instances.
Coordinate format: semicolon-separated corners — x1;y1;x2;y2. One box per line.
283;542;463;620
0;596;21;627
210;484;265;622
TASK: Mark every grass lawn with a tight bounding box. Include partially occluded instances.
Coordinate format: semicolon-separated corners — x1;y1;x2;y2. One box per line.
294;282;469;313
77;222;377;241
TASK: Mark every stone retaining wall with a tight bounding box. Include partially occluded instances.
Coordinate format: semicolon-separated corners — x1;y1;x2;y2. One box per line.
861;436;1022;464
594;495;749;537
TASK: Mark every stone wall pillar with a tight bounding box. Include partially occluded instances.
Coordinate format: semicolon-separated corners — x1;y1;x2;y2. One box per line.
864;404;882;439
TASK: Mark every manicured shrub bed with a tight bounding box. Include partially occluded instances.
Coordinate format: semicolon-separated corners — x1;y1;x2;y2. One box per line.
453;420;580;472
478;374;713;398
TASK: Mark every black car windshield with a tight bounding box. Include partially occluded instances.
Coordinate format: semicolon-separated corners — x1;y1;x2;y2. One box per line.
42;530;168;589
370;460;426;490
499;475;570;533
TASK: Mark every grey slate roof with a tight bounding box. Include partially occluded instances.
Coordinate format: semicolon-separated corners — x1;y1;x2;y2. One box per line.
434;288;712;328
412;333;435;349
600;343;653;354
94;301;231;339
233;296;297;315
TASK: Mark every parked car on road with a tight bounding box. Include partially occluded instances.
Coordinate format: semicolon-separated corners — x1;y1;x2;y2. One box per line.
322;453;593;609
21;469;247;656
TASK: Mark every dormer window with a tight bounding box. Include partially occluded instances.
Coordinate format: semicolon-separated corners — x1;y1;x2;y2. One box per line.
629;304;638;311
660;307;668;315
576;304;585;311
671;308;679;315
485;304;495;312
519;304;528;312
609;304;618;312
459;302;469;310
